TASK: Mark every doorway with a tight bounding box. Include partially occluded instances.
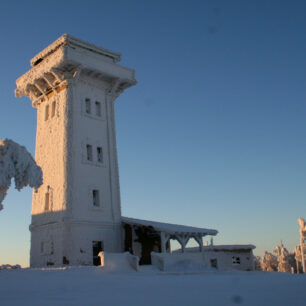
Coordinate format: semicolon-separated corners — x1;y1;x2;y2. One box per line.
92;240;103;266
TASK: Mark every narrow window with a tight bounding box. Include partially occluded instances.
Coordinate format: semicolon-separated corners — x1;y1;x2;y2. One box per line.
97;147;103;163
86;144;93;161
40;242;44;254
45;104;49;121
92;190;100;207
51;101;56;118
85;98;91;114
95;101;101;117
44;191;50;211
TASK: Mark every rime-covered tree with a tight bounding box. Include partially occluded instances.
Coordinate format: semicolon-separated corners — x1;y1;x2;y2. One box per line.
0;138;42;210
260;251;278;271
274;242;291;273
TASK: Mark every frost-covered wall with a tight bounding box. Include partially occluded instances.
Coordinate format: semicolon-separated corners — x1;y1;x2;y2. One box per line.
151;246;255;272
0;138;42;210
204;249;254;271
170;245;256;271
15;34;136;267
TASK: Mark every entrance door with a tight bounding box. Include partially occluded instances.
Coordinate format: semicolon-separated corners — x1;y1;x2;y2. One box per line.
92;241;103;266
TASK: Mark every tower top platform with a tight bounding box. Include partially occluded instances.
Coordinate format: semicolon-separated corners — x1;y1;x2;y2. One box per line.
30;34;122;67
15;34;136;105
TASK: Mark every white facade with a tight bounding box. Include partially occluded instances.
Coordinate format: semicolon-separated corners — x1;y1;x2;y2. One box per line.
15;34;136;267
202;245;255;271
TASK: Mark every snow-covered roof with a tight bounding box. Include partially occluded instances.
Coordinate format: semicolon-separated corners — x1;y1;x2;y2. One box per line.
31;34;122;66
122;217;218;236
203;245;256;251
184;245;256;253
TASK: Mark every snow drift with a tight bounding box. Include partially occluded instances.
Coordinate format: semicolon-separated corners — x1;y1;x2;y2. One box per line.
98;252;139;272
0;138;42;210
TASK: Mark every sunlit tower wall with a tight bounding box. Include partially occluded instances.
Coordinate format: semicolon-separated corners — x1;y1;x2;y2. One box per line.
15;34;136;267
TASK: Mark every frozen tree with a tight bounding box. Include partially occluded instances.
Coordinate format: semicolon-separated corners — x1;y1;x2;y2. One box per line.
260;251;278;271
274;242;291;273
0;138;42;210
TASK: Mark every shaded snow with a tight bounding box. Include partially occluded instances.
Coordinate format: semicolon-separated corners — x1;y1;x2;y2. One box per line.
0;138;42;210
0;267;305;306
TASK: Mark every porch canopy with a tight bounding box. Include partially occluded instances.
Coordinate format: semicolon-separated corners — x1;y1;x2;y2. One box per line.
122;217;218;253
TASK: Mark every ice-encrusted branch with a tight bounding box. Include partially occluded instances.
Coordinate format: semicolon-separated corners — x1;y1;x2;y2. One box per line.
0;138;42;211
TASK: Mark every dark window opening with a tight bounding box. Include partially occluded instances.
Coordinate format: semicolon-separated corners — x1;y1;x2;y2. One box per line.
44;192;50;211
45;104;49;121
232;256;241;265
40;242;44;254
92;190;100;207
95;101;101;117
51;101;56;118
86;144;93;161
85;98;91;114
210;258;218;269
63;256;69;265
97;147;103;163
93;241;103;266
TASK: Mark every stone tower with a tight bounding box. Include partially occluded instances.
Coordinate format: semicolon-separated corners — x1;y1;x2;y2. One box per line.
15;34;136;267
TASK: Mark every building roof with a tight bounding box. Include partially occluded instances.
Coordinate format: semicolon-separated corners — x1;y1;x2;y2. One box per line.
182;245;256;253
204;245;256;250
122;217;218;236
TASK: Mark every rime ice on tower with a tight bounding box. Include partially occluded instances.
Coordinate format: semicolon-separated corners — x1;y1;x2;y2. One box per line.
15;34;136;267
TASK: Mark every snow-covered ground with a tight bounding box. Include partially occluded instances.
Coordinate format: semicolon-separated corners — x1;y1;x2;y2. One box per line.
0;267;305;306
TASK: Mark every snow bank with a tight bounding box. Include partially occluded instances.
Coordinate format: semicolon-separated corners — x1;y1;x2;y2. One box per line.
0;138;42;210
151;252;209;272
98;252;139;272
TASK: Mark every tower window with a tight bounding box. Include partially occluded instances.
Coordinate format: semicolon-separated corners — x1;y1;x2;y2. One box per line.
86;144;93;161
95;101;101;117
40;242;45;254
45;104;49;121
92;190;100;207
97;147;103;163
51;101;56;118
85;98;91;114
44;191;50;211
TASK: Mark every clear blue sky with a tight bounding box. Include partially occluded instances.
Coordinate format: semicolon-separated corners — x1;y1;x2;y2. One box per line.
0;0;305;267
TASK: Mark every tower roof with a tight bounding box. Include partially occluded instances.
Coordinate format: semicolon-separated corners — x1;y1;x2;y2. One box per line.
31;34;122;67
